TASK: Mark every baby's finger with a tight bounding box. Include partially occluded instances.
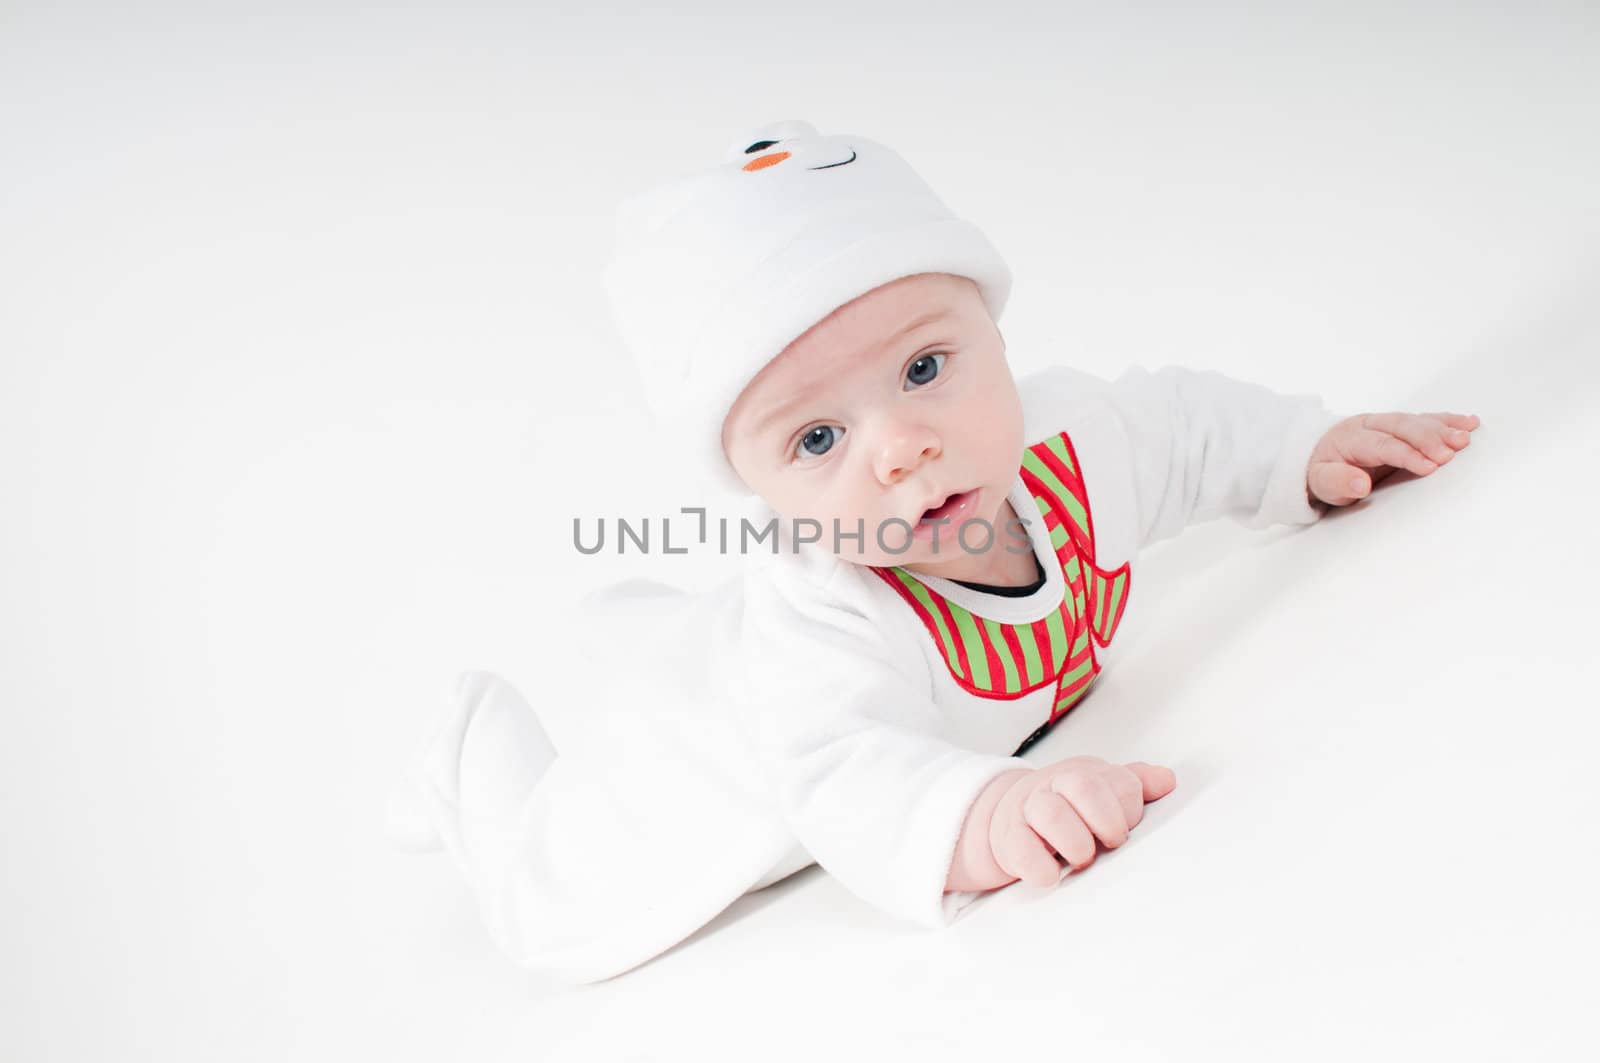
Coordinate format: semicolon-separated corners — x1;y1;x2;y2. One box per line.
1022;789;1098;872
1362;413;1455;465
991;801;1075;887
1422;412;1478;450
1054;754;1111;772
1348;429;1438;478
1050;770;1130;849
1098;763;1146;829
1424;412;1480;432
1308;460;1370;505
1124;761;1178;802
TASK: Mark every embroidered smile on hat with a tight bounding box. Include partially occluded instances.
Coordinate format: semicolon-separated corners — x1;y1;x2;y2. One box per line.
602;119;1013;498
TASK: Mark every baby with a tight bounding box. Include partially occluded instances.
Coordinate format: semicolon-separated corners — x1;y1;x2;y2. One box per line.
387;120;1479;985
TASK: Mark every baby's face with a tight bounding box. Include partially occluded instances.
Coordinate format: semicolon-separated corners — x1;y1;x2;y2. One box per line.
721;272;1025;569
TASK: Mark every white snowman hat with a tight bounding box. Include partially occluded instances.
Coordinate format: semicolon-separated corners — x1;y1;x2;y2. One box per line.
602;119;1013;498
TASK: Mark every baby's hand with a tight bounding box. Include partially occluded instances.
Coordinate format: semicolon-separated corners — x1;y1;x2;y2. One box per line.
988;755;1177;888
1307;412;1481;507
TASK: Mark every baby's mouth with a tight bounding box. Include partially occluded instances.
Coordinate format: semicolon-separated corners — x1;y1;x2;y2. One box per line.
916;488;980;529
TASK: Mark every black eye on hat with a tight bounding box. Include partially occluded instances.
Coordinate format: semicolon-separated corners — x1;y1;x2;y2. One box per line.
744;140;779;154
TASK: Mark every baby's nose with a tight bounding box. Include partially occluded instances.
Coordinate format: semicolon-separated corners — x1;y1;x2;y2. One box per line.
874;429;942;485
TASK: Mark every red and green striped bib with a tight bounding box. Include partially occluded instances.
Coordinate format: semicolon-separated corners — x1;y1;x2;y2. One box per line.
870;430;1131;726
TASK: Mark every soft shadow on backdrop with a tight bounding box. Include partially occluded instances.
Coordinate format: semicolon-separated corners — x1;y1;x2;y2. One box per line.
3;4;1596;1061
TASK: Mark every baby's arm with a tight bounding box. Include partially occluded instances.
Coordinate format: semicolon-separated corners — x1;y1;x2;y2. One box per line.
733;569;1037;927
1092;367;1478;542
1102;365;1342;543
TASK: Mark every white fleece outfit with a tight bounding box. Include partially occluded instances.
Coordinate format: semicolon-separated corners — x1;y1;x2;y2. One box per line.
395;363;1341;986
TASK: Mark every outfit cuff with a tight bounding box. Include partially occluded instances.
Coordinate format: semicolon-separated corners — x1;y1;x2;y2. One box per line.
1248;402;1344;529
906;753;1034;930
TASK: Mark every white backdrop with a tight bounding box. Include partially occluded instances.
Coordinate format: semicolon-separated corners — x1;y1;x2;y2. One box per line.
3;3;1597;1061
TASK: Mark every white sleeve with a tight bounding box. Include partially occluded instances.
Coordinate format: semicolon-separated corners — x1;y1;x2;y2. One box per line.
732;565;1031;929
1101;365;1343;545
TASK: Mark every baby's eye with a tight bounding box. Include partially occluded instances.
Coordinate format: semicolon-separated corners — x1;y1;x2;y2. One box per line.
795;424;842;460
904;352;947;389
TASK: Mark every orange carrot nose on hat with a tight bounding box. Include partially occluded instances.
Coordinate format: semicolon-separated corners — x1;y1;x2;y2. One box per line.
602;120;1013;499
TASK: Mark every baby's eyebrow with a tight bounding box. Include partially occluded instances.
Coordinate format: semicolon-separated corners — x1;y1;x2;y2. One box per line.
749;309;953;434
888;310;947;345
752;387;820;436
